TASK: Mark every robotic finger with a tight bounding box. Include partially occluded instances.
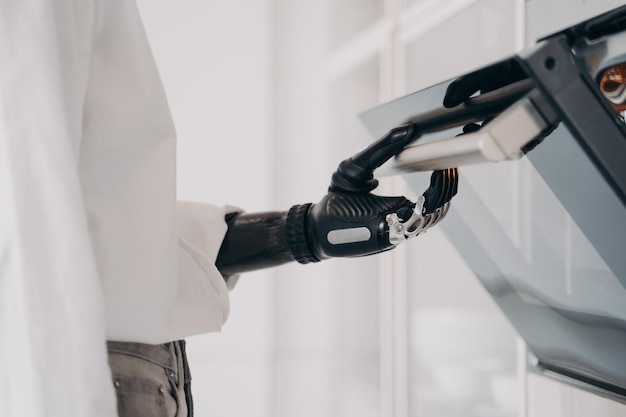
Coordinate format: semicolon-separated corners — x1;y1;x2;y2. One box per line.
387;167;458;245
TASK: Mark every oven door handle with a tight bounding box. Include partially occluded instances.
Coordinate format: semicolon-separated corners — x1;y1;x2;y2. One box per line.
377;93;559;176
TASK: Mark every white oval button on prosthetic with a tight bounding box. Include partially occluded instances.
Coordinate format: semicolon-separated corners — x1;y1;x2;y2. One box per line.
327;227;371;245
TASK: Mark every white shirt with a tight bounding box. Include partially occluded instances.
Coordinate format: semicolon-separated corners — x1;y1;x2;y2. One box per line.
0;0;231;415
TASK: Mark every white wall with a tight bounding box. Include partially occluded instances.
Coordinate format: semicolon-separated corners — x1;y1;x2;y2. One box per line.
136;2;275;416
136;0;271;209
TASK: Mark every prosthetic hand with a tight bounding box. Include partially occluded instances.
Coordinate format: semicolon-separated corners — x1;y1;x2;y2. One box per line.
216;124;458;276
286;123;457;262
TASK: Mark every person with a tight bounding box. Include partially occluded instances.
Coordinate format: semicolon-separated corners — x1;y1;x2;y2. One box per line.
0;1;456;416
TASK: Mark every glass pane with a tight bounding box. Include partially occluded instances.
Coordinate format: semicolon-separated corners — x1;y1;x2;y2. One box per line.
406;227;519;417
361;80;626;405
361;6;626;404
404;164;520;417
401;2;521;415
365;80;626;402
405;0;517;92
330;57;381;164
441;124;626;391
526;0;622;45
522;156;624;316
330;0;384;47
328;56;382;417
464;163;522;251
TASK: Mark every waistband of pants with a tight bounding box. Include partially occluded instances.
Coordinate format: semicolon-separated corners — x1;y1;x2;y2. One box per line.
107;341;177;373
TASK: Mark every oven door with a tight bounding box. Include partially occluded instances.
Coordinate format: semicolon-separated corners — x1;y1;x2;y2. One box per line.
359;5;626;399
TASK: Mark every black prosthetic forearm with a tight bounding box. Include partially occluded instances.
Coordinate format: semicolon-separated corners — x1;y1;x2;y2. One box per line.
215;124;458;276
216;211;295;277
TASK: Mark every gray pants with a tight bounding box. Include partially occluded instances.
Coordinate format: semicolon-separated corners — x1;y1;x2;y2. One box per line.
107;340;193;417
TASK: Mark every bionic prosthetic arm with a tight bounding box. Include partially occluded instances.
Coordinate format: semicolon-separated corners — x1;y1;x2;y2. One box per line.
216;124;458;277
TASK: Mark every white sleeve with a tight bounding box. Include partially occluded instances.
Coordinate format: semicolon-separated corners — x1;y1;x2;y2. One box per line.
166;202;241;340
0;1;117;416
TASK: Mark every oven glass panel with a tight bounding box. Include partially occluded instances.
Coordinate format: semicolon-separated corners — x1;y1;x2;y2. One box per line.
360;69;626;397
